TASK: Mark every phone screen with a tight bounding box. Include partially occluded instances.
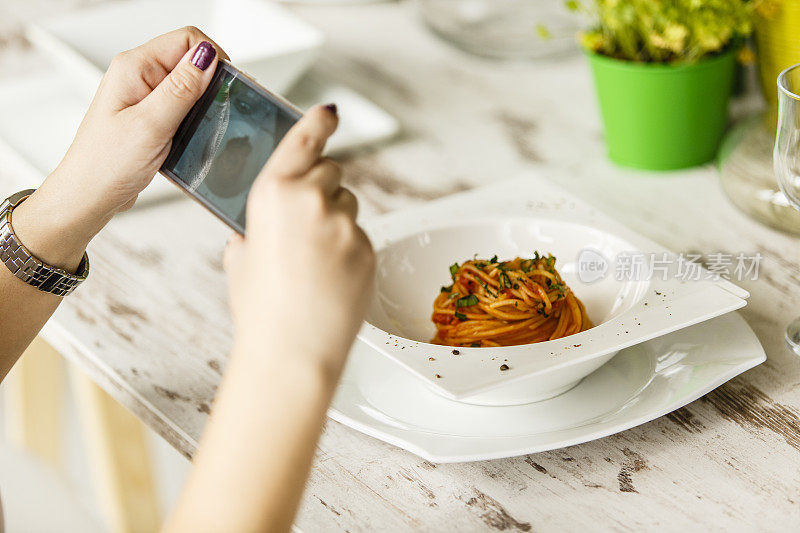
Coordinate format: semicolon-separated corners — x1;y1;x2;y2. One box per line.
162;62;300;232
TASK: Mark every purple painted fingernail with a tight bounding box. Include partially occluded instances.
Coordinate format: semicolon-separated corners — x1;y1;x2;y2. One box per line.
324;103;338;116
191;41;216;71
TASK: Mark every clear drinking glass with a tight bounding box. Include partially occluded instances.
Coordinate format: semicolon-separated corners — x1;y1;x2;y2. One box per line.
774;63;800;354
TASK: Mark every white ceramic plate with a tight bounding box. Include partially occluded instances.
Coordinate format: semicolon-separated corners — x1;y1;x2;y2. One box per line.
26;0;324;96
0;73;398;205
332;312;765;463
357;177;749;405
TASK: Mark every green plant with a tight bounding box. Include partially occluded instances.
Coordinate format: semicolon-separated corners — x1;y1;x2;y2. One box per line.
575;0;758;64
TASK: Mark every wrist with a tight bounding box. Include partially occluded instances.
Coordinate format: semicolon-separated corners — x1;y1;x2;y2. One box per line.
10;171;112;272
228;335;345;393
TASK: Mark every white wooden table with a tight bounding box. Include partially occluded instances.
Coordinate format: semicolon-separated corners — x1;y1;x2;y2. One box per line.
3;1;800;530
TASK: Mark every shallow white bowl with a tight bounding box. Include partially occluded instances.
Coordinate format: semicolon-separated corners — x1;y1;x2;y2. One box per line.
357;178;749;406
26;0;324;97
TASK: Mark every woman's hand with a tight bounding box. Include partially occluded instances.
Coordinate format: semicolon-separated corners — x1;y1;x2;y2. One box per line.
12;26;227;271
223;104;375;381
167;106;374;533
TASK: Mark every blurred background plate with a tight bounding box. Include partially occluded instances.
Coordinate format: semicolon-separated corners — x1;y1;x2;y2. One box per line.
0;72;399;205
26;0;325;97
10;0;399;207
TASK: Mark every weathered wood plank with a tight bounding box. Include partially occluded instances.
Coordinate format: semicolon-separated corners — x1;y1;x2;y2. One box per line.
2;1;800;531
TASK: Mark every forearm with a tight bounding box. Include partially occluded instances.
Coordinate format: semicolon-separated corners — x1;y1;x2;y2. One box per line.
0;171;109;380
165;341;342;533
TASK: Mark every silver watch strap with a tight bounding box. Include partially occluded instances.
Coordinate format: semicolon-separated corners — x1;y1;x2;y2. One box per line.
0;189;89;297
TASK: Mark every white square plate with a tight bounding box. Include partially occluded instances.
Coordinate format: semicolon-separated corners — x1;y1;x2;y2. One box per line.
357;176;749;405
0;73;398;205
333;311;765;462
26;0;324;96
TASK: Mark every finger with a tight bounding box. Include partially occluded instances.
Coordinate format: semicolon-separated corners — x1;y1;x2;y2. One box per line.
262;104;339;179
223;233;246;274
137;26;230;73
332;187;359;220
103;27;229;109
303;158;342;197
136;40;220;136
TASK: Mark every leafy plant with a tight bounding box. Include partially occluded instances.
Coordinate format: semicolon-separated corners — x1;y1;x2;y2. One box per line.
574;0;759;64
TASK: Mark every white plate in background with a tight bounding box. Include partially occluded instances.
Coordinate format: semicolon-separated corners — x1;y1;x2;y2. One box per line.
332;312;765;463
26;0;324;97
0;73;398;205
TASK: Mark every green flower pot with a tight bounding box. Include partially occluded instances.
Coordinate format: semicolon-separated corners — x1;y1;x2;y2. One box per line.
587;48;737;171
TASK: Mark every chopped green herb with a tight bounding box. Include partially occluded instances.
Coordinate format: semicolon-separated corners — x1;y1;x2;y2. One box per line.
489;255;498;264
454;311;467;321
500;272;512;288
440;284;453;293
471;343;480;347
479;280;498;298
448;292;461;300
456;294;479;307
533;251;541;261
550;283;566;294
449;263;459;280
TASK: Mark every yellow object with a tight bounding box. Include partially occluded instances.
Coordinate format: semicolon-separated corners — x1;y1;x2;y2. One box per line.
756;0;800;110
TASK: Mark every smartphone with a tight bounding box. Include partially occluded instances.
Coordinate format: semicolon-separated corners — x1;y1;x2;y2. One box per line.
160;60;302;234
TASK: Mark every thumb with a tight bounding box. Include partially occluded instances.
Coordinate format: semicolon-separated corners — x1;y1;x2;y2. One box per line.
138;41;219;136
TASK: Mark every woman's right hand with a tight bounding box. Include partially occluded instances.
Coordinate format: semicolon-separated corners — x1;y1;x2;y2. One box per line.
223;104;375;380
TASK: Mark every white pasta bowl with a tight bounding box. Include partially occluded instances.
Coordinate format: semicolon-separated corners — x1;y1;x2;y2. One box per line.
357;188;749;406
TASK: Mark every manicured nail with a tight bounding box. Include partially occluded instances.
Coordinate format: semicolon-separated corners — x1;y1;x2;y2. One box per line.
324;103;338;116
191;41;216;71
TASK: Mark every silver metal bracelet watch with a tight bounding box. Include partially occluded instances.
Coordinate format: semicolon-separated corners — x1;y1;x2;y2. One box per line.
0;189;89;296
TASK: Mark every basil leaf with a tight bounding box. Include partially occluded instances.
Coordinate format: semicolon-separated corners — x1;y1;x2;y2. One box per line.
489;255;498;264
440;284;453;293
454;311;467;321
449;263;460;280
456;294;479;307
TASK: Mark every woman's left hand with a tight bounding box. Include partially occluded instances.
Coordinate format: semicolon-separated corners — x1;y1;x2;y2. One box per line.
12;27;228;270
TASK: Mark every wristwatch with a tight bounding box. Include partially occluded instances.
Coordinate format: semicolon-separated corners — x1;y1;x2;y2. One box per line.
0;189;89;296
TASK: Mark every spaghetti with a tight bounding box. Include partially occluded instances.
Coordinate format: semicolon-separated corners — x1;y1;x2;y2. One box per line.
430;254;593;347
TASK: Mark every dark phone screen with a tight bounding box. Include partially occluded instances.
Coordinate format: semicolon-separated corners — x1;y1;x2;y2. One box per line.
164;65;298;230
